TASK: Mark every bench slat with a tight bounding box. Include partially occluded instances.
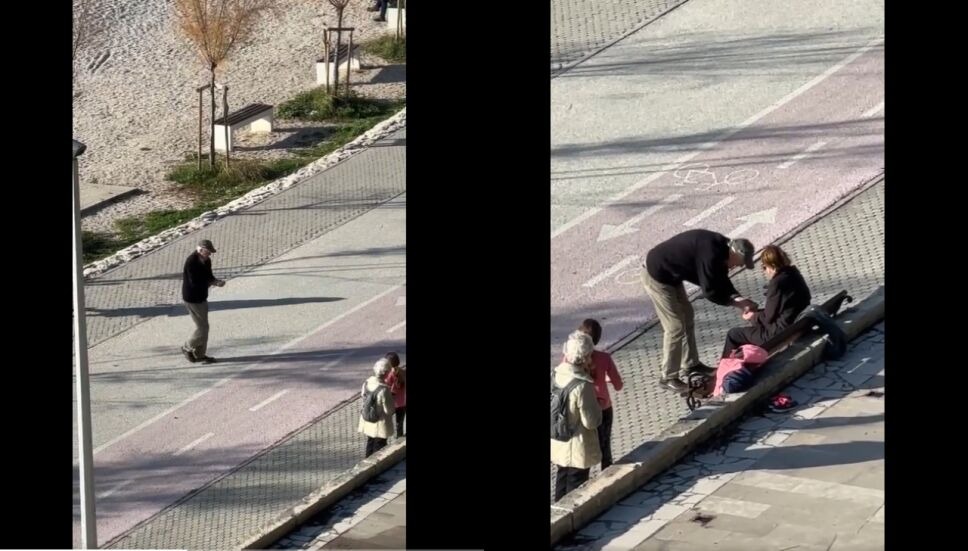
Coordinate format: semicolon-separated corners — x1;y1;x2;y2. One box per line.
318;44;354;64
214;103;273;126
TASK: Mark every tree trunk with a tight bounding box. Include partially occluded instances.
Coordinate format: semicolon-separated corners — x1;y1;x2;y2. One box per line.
222;86;230;168
209;65;216;169
333;9;343;97
197;88;203;170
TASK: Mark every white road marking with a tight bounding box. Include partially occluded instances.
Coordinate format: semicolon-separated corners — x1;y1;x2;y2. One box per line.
174;432;215;456
684;196;736;227
584;255;640;288
249;390;290;412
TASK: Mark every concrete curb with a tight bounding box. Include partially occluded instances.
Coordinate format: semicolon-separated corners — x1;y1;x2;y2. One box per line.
550;286;884;545
80;186;141;216
240;438;407;550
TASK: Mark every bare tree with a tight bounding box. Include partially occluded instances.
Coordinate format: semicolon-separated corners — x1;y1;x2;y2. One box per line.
174;0;273;168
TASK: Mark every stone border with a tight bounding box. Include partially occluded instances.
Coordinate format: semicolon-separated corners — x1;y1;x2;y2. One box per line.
550;286;884;546
82;107;407;279
240;438;407;550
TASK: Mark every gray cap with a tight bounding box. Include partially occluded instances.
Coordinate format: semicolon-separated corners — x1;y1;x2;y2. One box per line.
729;238;755;270
198;239;217;253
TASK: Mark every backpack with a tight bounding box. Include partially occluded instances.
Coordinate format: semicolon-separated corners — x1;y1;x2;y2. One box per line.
796;305;848;360
713;344;769;397
551;375;584;442
361;382;384;423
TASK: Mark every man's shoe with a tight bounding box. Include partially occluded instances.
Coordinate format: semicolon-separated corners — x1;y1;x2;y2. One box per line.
658;378;688;392
685;363;717;377
198;356;217;364
181;348;198;363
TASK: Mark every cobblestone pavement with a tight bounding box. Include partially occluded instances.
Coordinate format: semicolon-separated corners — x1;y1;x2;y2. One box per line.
552;0;690;74
556;322;884;550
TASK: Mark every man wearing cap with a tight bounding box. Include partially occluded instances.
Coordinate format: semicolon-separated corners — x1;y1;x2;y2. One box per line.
643;229;759;392
181;239;225;364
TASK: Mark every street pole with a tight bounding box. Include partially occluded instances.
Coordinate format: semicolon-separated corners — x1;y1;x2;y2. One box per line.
72;139;97;549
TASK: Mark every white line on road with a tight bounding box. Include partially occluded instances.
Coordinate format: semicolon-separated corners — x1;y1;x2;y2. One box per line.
90;283;405;458
97;479;133;500
174;432;215;456
249;390;290;412
683;196;736;227
862;101;884;118
93;386;216;456
387;321;406;333
550;37;882;240
778;140;828;169
288;285;405;351
583;255;639;289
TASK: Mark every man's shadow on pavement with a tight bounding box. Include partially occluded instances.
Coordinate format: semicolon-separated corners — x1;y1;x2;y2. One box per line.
88;296;345;318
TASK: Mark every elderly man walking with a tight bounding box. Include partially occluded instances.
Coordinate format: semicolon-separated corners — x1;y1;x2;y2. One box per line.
181;239;225;364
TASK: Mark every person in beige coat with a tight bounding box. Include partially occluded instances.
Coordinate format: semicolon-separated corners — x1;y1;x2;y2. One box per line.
359;358;396;457
551;331;603;502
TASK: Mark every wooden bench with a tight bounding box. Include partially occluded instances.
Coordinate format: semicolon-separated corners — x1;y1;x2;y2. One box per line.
315;43;360;86
684;290;853;410
213;103;273;153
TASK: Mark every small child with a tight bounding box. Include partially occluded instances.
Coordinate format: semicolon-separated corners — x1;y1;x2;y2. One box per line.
577;319;623;469
385;352;407;437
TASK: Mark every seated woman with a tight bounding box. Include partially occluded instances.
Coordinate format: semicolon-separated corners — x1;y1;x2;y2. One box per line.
721;245;811;358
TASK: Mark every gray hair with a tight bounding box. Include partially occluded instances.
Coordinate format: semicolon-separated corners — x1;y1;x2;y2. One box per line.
562;330;594;365
373;358;392;377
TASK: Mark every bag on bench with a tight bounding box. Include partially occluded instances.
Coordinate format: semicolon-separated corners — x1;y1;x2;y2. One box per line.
714;344;769;397
795;305;848;360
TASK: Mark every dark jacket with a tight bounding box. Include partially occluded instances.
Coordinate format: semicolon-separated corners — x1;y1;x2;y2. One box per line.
645;229;739;306
752;266;811;340
182;252;216;303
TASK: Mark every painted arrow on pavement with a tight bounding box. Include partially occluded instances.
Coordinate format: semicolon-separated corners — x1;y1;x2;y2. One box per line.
728;208;778;238
597;194;682;242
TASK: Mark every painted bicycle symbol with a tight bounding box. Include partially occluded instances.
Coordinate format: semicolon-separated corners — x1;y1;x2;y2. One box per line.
672;163;759;191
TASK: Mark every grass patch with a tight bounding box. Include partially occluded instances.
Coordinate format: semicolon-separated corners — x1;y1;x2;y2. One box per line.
362;34;406;64
167;157;309;205
278;90;399;122
115;206;212;243
82;231;124;264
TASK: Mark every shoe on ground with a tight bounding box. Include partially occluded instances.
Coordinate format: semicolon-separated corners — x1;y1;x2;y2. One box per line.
685;363;717;377
373;16;386;22
658;378;688;392
181;348;197;363
768;393;798;412
197;355;217;364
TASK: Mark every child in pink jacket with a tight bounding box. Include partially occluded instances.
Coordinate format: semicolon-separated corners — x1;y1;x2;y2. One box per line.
385;352;406;437
578;319;624;469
